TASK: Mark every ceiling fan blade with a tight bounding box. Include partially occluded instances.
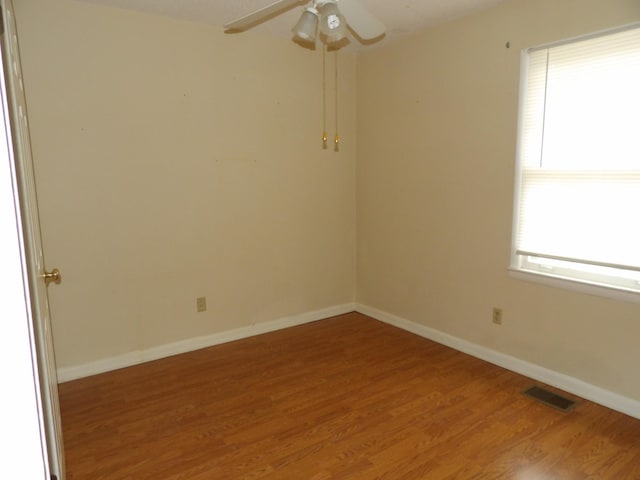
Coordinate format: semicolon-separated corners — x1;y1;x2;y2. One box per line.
224;0;307;32
338;0;385;40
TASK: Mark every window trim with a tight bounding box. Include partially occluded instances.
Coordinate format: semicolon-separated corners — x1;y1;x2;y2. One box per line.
508;268;640;305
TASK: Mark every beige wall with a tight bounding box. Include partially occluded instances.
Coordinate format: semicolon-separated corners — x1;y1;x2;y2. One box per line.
357;0;640;401
14;0;356;368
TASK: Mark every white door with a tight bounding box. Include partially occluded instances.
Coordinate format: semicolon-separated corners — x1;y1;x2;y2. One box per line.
0;1;66;478
0;58;49;480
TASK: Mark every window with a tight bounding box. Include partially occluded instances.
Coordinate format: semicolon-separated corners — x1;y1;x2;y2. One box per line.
511;25;640;296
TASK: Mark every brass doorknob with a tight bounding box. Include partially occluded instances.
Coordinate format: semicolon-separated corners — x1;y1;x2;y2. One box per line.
43;268;62;286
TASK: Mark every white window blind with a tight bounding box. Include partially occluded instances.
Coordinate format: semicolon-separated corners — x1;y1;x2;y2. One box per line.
513;25;640;288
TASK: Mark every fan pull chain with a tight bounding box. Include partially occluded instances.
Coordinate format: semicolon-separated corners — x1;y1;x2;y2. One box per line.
322;46;328;149
334;49;340;152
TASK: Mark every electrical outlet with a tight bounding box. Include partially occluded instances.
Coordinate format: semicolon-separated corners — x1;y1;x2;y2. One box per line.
196;297;207;313
492;307;503;325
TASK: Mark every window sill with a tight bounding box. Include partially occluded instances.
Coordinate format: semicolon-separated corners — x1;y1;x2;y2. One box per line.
508;268;640;305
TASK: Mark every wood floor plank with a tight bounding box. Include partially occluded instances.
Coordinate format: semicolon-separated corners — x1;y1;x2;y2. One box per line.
58;313;640;479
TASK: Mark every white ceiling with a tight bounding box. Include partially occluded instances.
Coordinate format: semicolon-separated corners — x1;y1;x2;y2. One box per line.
77;0;509;50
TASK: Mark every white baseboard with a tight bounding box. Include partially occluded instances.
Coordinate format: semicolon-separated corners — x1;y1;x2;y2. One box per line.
355;303;640;420
57;303;356;383
58;301;640;420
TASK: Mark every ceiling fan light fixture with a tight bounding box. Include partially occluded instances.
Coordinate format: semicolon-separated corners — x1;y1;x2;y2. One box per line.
318;1;347;44
292;7;319;44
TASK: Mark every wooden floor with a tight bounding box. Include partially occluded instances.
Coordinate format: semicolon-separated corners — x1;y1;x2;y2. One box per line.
59;313;640;479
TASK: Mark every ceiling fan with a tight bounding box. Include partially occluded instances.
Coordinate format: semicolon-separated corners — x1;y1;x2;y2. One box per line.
224;0;386;48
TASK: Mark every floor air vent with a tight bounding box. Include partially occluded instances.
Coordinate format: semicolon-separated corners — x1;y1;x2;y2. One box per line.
523;386;577;412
